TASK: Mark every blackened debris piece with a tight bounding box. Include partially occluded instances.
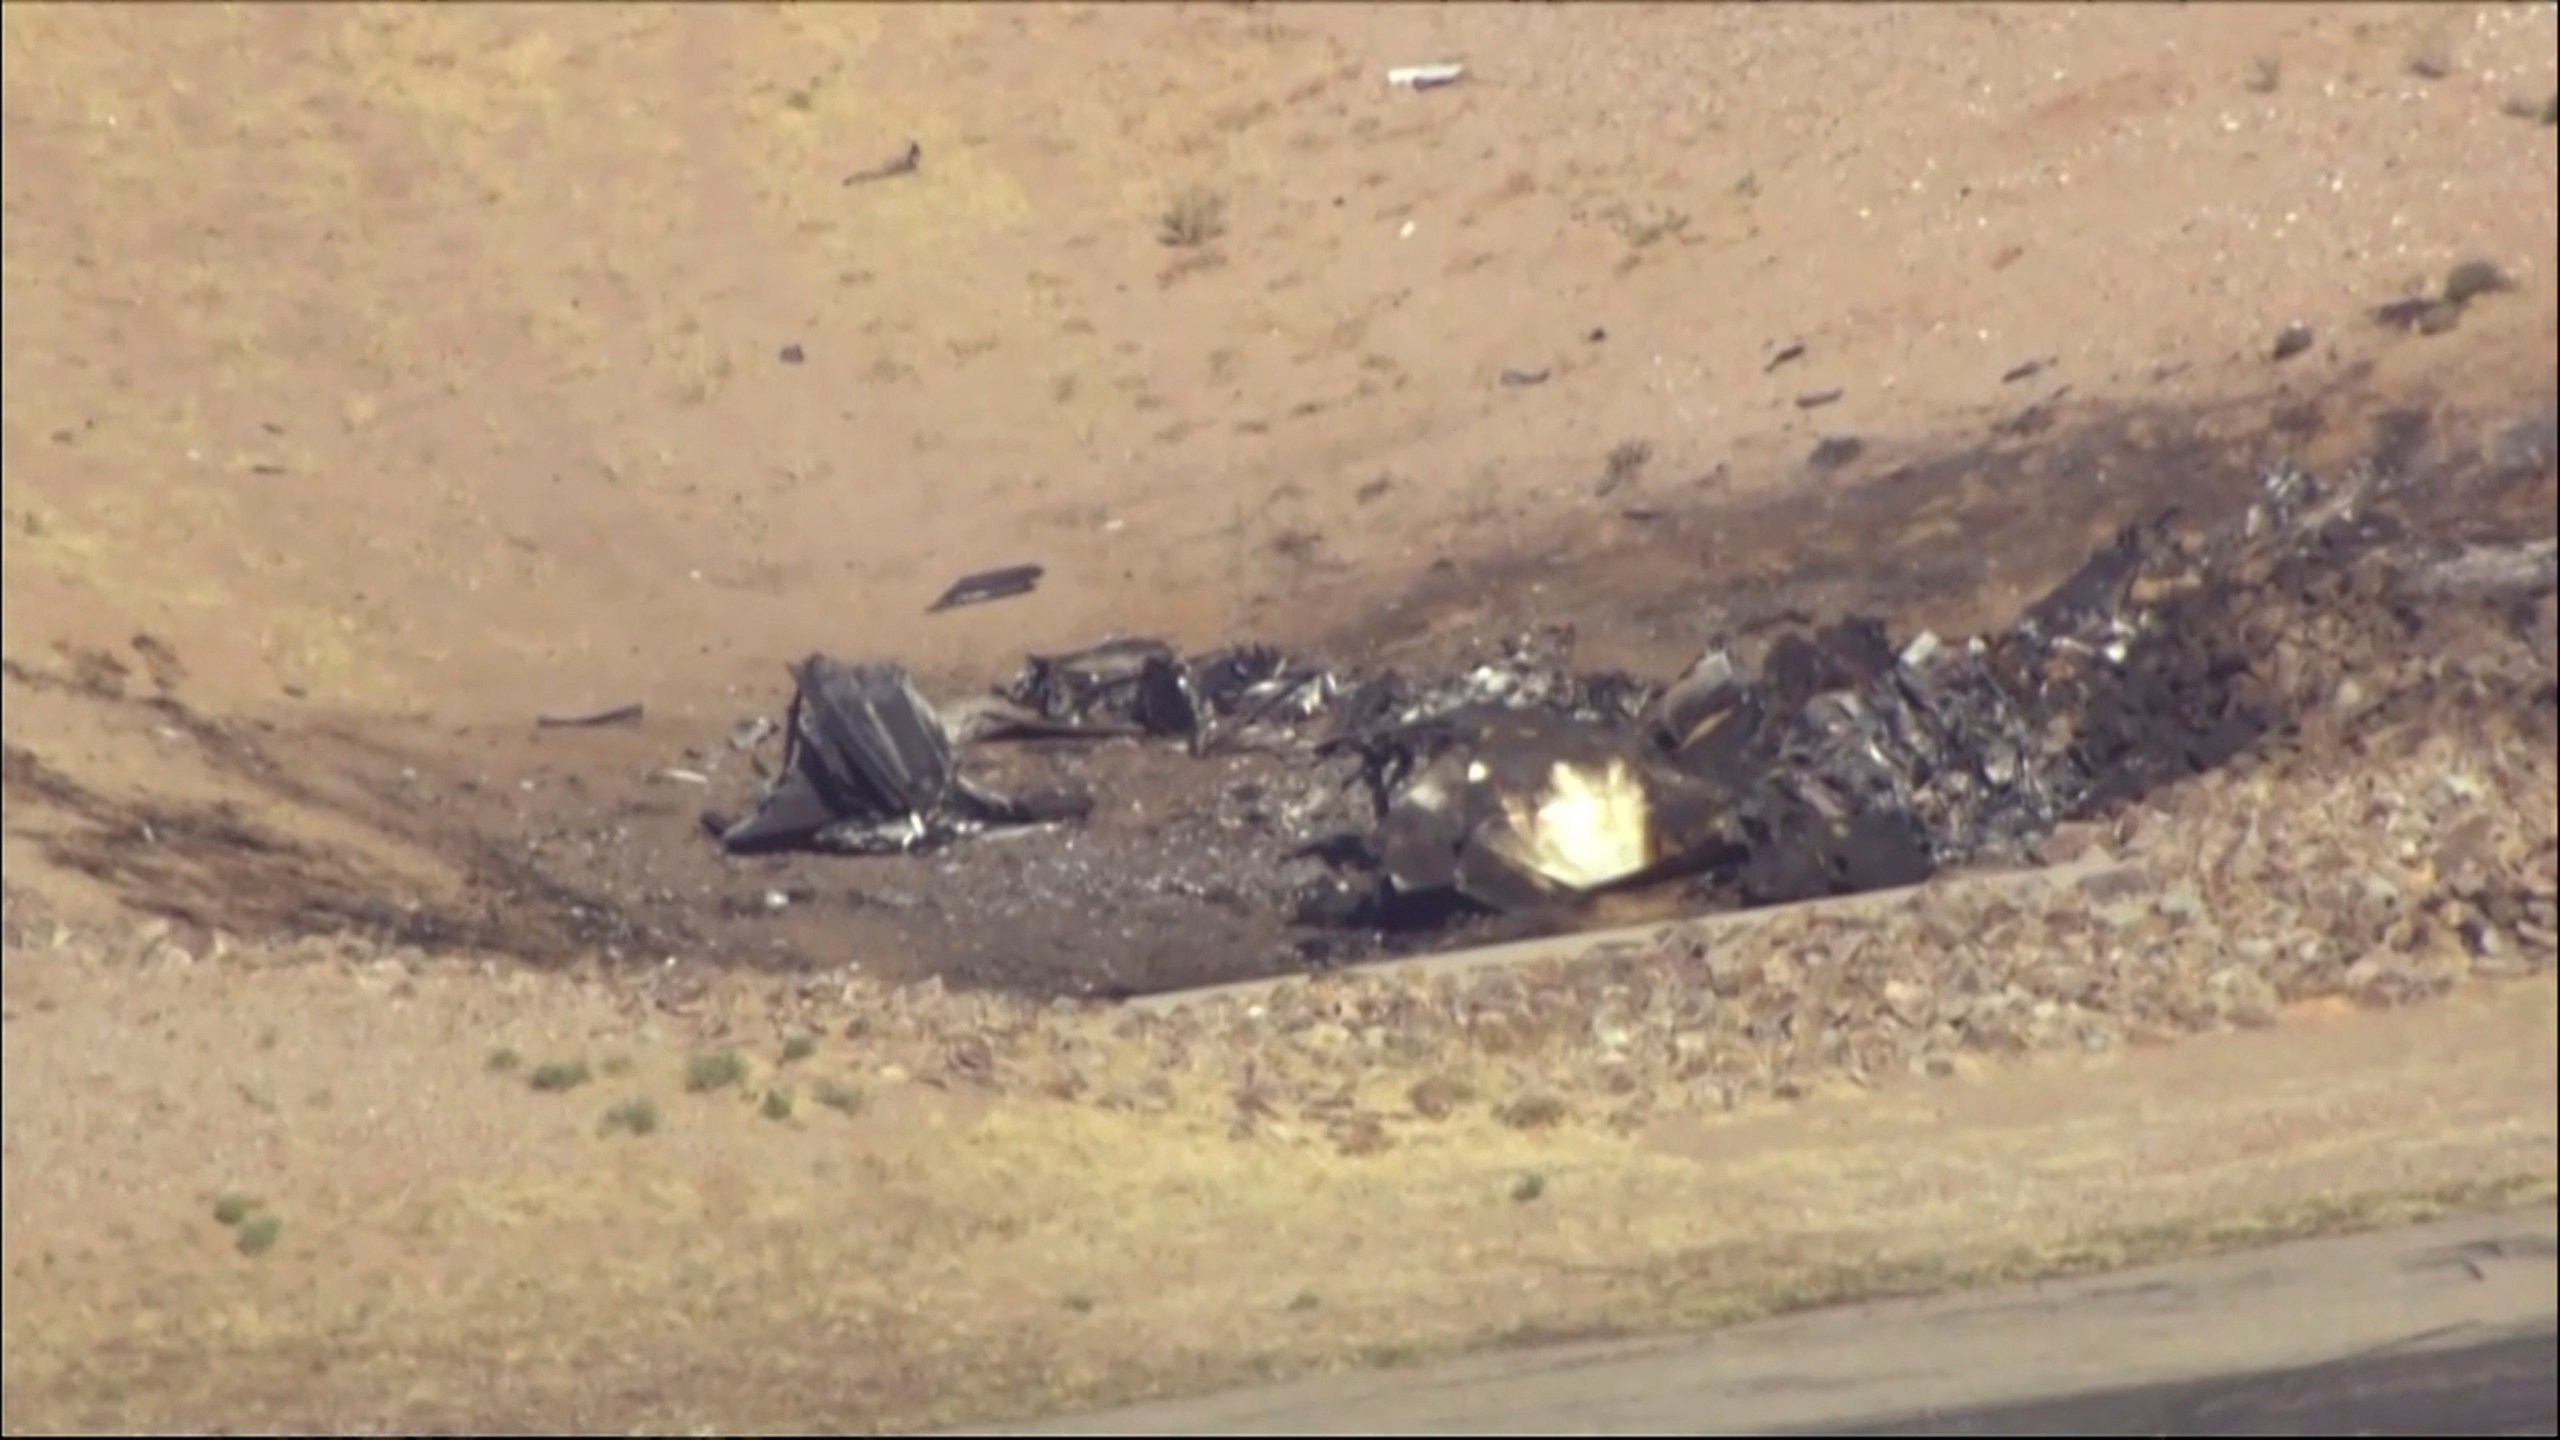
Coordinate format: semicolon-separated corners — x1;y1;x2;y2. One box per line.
998;638;1338;752
1656;474;2369;908
929;564;1045;614
716;655;1088;857
1193;644;1339;745
1300;461;2388;927
2271;323;2315;362
1323;627;1653;752
1007;637;1170;724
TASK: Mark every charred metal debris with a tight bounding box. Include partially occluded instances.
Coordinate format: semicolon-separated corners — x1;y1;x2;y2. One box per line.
708;459;2551;938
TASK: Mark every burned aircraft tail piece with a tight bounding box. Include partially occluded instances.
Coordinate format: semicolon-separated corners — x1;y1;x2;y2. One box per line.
716;655;1089;857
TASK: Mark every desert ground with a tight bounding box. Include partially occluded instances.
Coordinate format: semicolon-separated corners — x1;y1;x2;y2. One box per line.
4;3;2557;1434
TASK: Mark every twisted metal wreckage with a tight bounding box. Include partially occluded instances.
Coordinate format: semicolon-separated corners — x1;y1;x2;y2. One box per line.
707;460;2556;933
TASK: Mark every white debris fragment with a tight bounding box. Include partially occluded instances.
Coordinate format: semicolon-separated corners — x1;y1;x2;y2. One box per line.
1386;63;1465;91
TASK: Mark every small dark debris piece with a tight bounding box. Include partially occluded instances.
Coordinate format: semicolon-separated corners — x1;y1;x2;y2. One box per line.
2442;259;2514;306
536;702;645;729
779;343;806;365
1356;475;1393;504
2270;323;2315;363
2371;296;2461;335
1763;342;1806;374
928;564;1044;614
845;139;922;186
2000;357;2054;385
1807;435;1866;471
1499;367;1552;388
1794;388;1844;410
1585;326;1608;344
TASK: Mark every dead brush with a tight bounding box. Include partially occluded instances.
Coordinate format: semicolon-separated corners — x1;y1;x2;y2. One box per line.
1158;186;1227;249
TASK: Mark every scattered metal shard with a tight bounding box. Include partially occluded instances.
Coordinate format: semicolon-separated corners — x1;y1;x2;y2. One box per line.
928;564;1045;614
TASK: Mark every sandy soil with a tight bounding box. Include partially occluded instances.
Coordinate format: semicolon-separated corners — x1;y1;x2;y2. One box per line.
4;3;2557;1434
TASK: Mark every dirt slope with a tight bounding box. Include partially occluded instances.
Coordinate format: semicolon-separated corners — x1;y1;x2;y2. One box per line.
5;3;2553;721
